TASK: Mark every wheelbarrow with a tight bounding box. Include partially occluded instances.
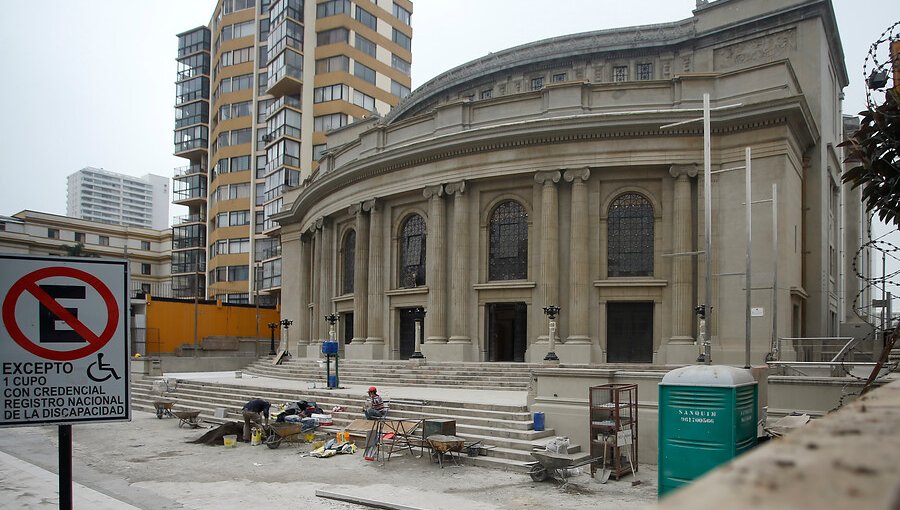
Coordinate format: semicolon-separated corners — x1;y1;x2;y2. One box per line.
528;451;602;484
426;434;465;468
153;401;175;419
173;410;202;428
263;419;318;449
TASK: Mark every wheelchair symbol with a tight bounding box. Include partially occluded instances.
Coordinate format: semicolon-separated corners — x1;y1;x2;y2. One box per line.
87;353;121;382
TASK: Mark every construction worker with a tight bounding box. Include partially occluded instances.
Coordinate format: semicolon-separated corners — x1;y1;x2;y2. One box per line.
241;398;270;441
363;386;386;420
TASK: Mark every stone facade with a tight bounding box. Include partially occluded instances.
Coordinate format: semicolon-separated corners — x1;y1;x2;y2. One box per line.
274;0;859;365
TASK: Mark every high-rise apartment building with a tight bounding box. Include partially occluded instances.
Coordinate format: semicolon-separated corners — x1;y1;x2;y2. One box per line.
67;167;170;230
173;0;413;304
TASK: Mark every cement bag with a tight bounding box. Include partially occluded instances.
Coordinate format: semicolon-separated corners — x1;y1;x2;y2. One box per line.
545;436;570;454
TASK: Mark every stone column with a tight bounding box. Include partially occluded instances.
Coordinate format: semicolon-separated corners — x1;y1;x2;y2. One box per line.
363;199;384;344
564;168;591;344
670;164;698;342
311;220;323;346
424;184;447;343
445;181;471;344
535;171;561;344
318;217;334;343
295;231;311;346
349;203;370;343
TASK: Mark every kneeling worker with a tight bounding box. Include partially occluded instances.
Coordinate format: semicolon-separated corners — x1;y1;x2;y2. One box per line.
242;398;270;441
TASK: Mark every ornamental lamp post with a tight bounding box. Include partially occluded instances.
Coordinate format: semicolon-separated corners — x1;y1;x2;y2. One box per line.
280;319;293;357
409;306;426;359
542;305;561;362
267;322;278;355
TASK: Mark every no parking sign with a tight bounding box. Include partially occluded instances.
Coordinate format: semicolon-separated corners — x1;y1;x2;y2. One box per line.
0;254;130;427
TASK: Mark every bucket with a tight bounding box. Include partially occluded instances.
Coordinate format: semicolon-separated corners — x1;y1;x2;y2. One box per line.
336;431;350;443
533;412;545;431
250;427;262;446
223;434;237;448
328;375;337;388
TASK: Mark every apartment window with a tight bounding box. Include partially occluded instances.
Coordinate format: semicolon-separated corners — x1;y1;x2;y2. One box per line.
317;28;349;46
613;66;628;82
531;77;544;90
317;0;350;18
255;211;265;234
352;90;375;111
258;44;268;67
228;238;250;254
231;155;251;172
257;99;272;123
141;240;151;250
258;18;270;41
75;232;86;243
141;263;151;275
257;72;268;95
313;144;327;160
355;34;376;57
392;80;410;98
256;155;268;179
393;3;411;25
47;228;59;239
636;63;653;80
231;128;252;145
229;183;250;200
316;55;350;73
314;113;348;132
552;73;567;82
99;235;110;246
314;83;350;103
356;6;377;30
355;62;376;84
392;29;411;51
228;265;250;282
230;210;251;226
391;54;410;75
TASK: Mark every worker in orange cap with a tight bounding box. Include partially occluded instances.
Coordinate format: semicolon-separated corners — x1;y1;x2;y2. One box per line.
363;386;386;420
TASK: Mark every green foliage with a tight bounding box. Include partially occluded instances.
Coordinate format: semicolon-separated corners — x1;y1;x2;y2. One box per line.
840;89;900;227
62;242;97;257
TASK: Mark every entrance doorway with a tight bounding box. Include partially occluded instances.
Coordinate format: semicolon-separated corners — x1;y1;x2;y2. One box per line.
343;313;353;344
487;302;527;362
397;308;420;359
606;302;653;362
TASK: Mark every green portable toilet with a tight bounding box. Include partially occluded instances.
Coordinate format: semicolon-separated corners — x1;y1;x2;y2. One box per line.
658;365;758;497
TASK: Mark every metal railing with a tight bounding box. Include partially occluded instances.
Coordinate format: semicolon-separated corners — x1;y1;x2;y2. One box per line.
777;336;877;363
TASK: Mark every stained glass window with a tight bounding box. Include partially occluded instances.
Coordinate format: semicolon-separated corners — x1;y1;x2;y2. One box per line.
607;193;654;277
399;214;426;288
342;229;355;294
489;201;528;280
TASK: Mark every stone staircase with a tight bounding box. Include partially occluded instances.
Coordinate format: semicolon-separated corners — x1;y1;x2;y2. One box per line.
130;360;585;472
241;357;536;391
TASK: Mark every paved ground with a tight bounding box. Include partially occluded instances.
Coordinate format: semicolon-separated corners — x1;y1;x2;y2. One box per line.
0;372;659;509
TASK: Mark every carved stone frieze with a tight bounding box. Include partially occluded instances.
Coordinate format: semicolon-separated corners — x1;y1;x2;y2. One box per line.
714;29;797;70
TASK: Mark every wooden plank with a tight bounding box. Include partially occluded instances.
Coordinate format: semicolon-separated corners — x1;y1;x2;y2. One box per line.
315;490;427;510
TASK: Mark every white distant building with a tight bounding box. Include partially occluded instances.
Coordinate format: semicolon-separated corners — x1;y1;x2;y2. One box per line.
67;167;170;230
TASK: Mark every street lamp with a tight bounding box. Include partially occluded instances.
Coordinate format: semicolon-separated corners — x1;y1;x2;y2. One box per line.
267;322;278;355
409;306;426;359
542;305;560;361
280;319;293;357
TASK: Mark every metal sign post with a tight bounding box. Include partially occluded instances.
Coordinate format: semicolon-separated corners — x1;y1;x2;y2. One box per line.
0;254;130;509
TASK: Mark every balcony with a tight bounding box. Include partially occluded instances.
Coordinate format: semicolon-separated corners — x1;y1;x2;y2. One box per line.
173;164;207;178
173;184;208;207
267;48;303;98
173;212;207;225
174;138;208;159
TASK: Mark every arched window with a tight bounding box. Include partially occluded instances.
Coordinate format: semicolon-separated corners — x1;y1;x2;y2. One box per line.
341;229;355;295
399;214;426;288
489;200;528;280
607;192;654;277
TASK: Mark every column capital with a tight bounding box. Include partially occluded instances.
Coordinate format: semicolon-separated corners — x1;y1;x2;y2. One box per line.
362;198;377;212
563;168;591;183
315;217;325;229
444;181;466;196
348;203;363;216
669;164;699;179
534;170;561;185
423;184;444;199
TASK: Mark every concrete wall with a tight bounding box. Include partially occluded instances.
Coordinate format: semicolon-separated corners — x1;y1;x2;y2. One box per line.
144;297;280;353
529;366;867;465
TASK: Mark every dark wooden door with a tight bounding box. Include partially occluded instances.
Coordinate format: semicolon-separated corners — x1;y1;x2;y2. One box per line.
487;303;527;362
606;302;653;362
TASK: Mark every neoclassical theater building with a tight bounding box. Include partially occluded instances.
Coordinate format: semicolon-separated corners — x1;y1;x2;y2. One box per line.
274;0;865;365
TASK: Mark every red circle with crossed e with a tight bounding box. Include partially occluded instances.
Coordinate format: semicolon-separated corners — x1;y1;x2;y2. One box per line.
2;266;119;362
